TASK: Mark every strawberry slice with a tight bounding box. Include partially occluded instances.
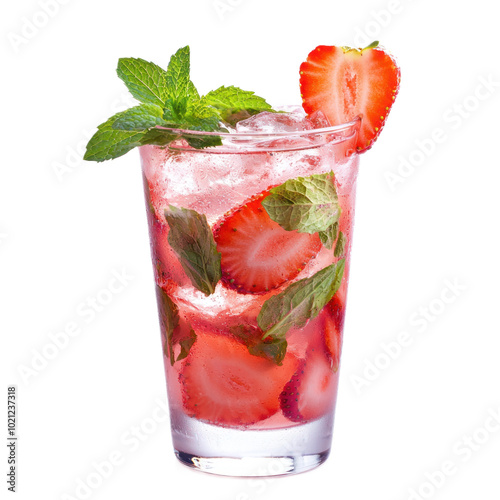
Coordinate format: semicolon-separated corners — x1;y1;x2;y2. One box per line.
180;330;299;426
213;191;322;294
300;42;401;153
279;350;338;423
323;295;346;372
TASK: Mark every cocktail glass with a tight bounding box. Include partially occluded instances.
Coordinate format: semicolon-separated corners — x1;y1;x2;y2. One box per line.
140;115;361;476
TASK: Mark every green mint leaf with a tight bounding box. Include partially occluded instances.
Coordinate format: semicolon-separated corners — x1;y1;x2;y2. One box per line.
156;286;180;366
164;205;221;296
111;104;167;131
117;58;169;107
319;222;339;250
84;114;147;162
176;329;197;362
334;231;347;258
140;128;179;147
261;173;341;234
248;337;288;366
230;325;287;365
258;260;345;340
156;286;197;364
203;86;274;125
181;100;223;148
165;46;199;102
185;99;222;130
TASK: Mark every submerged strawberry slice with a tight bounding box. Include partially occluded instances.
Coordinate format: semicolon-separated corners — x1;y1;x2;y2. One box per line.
213;191;322;294
180;330;299;426
322;295;346;372
300;42;401;153
279;350;338;423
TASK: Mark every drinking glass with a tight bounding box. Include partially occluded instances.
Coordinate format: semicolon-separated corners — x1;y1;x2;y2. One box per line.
140;116;360;476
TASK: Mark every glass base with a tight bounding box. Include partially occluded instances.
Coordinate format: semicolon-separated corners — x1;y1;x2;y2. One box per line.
175;450;329;477
170;410;334;477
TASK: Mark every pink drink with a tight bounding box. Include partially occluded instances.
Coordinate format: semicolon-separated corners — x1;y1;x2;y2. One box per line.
140;115;360;476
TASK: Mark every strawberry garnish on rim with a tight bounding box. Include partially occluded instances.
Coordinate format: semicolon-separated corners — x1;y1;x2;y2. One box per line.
300;41;401;153
213;190;322;294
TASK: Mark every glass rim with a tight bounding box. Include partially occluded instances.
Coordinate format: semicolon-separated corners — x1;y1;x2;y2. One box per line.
154;115;362;139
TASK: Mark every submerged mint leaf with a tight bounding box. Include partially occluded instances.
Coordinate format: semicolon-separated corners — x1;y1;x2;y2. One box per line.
319;222;339;250
177;328;197;362
248;337;288;366
164;206;221;296
334;231;347;258
203;86;274;125
111;104;167;131
117;58;169;108
258;260;345;340
156;286;180;366
262;173;341;234
230;325;287;365
83;114;147;162
156;286;197;365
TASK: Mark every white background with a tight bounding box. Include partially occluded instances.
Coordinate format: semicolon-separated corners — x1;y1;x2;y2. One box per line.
2;1;499;499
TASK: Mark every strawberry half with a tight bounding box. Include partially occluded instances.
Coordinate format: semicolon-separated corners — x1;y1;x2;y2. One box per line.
213;191;322;294
279;350;338;423
300;42;401;153
180;330;299;426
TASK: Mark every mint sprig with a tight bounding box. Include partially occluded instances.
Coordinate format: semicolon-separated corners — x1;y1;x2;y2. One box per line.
84;46;275;162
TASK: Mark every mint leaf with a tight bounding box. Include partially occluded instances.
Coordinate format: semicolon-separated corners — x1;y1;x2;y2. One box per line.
258;260;345;340
165;46;199;102
334;231;347;258
84;114;147;162
230;325;287;365
164;206;221;296
117;58;169;107
111;104;167;131
262;173;340;234
203;86;274;125
156;286;179;366
248;337;288;365
156;286;197;364
140;127;179;146
319;222;339;250
85;46;277;161
177;329;197;362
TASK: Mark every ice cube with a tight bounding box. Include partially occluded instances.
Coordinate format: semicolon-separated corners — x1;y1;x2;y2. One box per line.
305;110;331;129
236;111;313;133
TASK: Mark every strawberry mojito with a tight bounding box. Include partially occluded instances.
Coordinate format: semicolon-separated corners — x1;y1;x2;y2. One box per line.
85;43;400;476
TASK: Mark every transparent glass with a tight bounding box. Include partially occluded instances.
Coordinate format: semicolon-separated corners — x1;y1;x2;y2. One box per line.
140;116;361;477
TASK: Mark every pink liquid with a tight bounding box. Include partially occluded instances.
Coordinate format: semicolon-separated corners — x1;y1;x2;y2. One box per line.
140;128;359;474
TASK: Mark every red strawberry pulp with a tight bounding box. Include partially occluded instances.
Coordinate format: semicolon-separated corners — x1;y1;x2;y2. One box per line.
279;349;339;423
214;190;322;294
180;330;300;427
